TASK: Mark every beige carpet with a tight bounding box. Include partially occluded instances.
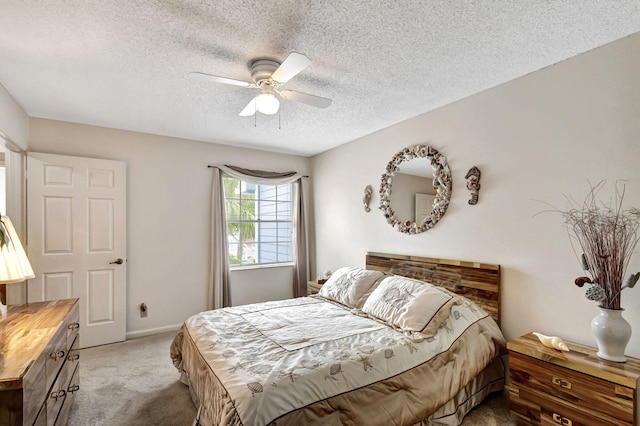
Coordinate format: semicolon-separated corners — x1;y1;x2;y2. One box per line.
69;331;516;425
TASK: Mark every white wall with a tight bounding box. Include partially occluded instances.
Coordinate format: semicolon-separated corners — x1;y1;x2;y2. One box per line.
28;120;309;338
0;85;30;304
310;33;640;357
0;83;29;150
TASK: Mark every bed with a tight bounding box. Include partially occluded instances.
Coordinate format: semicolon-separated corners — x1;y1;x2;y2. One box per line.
170;252;506;425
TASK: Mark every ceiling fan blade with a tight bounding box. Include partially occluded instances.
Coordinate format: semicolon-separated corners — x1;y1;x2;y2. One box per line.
239;98;257;116
271;52;311;84
279;90;332;109
188;72;254;88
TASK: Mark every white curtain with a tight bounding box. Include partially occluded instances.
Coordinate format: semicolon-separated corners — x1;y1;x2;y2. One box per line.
208;165;308;309
208;168;231;309
291;178;307;298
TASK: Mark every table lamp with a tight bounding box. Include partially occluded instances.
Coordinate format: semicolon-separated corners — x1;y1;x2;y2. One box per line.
0;215;35;318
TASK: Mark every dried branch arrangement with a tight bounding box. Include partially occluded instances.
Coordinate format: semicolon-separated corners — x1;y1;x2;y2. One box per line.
552;181;640;310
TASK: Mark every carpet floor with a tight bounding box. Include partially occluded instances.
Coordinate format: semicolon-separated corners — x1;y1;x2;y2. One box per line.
69;331;516;425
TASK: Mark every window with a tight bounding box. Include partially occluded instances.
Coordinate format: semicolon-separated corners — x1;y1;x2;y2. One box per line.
223;176;293;266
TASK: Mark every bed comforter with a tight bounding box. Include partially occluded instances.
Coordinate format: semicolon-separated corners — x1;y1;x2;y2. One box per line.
171;294;506;426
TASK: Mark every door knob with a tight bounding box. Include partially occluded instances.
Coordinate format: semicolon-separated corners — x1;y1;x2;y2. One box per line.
110;258;124;265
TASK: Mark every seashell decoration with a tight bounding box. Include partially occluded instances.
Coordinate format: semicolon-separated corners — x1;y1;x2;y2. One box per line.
378;337;397;346
330;363;342;375
300;359;321;369
465;166;481;205
382;287;402;303
278;371;299;383
332;350;351;361
378;144;452;234
363;185;373;212
359;355;374;371
403;340;418;354
359;345;375;354
532;332;570;351
249;364;273;375
247;382;263;397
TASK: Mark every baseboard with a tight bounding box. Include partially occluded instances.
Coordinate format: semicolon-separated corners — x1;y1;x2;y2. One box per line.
126;323;182;340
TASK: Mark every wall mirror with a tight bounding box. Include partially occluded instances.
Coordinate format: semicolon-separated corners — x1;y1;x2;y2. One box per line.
379;145;452;234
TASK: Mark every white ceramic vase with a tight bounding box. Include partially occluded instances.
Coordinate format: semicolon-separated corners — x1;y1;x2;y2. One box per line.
591;308;632;362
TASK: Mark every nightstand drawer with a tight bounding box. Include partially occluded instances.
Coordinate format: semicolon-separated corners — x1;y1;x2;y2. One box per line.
511;380;628;425
508;333;640;425
510;352;634;424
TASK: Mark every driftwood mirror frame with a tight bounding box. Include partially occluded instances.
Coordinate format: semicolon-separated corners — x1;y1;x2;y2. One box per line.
378;145;452;234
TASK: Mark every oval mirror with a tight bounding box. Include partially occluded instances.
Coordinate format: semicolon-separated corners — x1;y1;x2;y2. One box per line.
378;145;452;234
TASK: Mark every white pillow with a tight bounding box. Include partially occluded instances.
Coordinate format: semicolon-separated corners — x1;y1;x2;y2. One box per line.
361;275;460;337
318;267;386;308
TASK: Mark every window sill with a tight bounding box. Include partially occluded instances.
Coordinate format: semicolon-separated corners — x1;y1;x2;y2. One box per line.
230;262;294;271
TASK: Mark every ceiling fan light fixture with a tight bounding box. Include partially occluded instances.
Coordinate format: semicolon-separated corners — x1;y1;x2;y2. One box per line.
190;52;332;116
255;92;280;115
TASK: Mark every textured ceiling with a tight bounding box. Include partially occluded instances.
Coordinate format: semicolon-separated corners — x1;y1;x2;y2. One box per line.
1;1;639;156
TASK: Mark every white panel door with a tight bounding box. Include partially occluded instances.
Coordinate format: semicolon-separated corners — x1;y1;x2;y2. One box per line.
27;152;126;348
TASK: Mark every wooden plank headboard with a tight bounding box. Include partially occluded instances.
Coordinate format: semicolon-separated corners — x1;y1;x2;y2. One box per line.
365;252;501;326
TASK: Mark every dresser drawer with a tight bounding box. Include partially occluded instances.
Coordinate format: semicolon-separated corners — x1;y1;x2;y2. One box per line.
33;405;47;426
510;352;634;425
46;350;73;426
510;381;627;425
56;362;80;425
45;327;69;393
23;353;48;425
66;336;80;376
46;334;80;425
65;304;80;349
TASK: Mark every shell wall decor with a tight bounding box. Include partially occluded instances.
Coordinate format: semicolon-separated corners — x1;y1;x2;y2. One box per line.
363;185;373;212
465;166;481;205
378;145;452;234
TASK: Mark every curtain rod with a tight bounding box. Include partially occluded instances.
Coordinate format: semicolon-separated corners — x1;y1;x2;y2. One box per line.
207;165;308;178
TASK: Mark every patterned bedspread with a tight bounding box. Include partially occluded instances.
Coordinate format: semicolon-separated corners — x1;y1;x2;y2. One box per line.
171;295;505;426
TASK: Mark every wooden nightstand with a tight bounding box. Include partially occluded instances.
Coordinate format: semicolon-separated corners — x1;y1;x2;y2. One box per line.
508;333;640;425
307;281;323;295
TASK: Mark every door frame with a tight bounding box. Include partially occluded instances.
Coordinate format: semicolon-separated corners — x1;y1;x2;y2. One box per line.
2;145;28;305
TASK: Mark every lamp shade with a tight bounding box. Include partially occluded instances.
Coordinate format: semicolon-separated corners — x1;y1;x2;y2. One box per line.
255;92;280;115
0;215;35;283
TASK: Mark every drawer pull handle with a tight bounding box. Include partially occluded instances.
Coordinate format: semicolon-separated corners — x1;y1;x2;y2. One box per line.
552;413;572;426
552;376;572;389
67;353;80;361
50;389;66;399
50;350;66;360
68;384;80;393
68;322;80;330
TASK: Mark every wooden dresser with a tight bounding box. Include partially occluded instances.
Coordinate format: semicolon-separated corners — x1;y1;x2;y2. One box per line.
0;299;80;425
508;332;640;425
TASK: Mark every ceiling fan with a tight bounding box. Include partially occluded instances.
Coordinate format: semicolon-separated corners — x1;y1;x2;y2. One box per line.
189;52;332;116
